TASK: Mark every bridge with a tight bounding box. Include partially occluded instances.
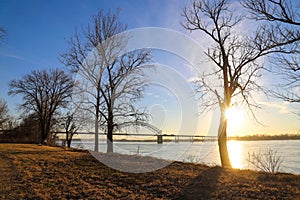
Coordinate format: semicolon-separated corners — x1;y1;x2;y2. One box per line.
54;121;218;144
113;133;218;143
116;121;163;143
54;132;218;144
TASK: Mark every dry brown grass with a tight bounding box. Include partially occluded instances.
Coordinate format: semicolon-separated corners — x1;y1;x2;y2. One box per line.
0;144;299;199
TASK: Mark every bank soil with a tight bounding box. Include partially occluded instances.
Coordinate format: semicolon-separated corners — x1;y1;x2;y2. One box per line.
0;144;299;199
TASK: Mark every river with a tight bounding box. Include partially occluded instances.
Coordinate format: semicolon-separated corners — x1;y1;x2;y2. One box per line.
71;139;300;174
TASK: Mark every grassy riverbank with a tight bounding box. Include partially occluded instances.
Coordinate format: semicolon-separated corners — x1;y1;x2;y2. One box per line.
0;144;299;199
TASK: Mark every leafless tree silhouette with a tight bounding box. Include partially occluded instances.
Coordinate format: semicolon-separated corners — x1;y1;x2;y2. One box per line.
61;10;151;152
8;69;74;144
0;27;5;40
0;98;9;129
59;102;90;148
61;113;79;148
182;0;297;168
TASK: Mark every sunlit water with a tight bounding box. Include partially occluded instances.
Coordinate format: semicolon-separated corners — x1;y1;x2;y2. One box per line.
71;140;300;174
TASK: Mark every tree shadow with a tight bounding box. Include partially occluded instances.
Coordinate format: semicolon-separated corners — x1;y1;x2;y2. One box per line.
91;152;172;173
176;166;222;199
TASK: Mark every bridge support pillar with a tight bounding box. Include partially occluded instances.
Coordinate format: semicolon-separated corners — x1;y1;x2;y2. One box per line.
157;130;163;144
157;135;163;144
175;135;179;143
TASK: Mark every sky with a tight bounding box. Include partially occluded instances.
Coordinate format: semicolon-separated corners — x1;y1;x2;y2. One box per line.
0;0;299;136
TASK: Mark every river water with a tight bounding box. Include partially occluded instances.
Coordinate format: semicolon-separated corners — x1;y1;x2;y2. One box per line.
71;140;300;174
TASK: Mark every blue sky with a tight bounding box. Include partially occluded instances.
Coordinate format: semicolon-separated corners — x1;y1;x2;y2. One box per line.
0;0;299;135
0;0;186;108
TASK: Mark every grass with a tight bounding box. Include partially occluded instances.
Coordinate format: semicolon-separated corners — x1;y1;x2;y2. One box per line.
0;144;299;199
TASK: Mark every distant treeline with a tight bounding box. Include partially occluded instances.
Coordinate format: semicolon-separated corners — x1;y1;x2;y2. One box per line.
62;134;300;143
0;114;56;144
229;134;300;141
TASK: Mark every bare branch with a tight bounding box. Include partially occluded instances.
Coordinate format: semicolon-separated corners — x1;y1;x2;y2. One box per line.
243;0;300;107
243;0;300;25
0;27;5;42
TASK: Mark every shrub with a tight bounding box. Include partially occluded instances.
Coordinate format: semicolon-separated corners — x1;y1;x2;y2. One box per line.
247;148;283;173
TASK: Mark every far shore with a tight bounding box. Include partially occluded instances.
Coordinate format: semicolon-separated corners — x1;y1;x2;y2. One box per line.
65;134;300;143
228;134;300;141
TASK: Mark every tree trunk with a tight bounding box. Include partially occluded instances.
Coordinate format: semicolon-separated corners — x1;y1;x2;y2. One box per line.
41;129;46;144
45;115;52;144
218;109;232;168
65;128;74;148
65;131;69;147
107;121;113;153
67;137;72;148
94;92;100;152
107;110;114;153
94;117;99;152
40;119;47;144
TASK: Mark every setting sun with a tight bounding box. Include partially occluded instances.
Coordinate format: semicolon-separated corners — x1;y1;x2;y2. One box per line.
225;107;245;126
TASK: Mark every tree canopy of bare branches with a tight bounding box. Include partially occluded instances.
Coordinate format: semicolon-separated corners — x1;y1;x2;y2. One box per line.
243;0;300;106
61;10;151;152
8;68;74;144
182;0;296;168
0;27;5;40
0;98;9;129
243;0;300;26
58;102;90;148
60;112;79;148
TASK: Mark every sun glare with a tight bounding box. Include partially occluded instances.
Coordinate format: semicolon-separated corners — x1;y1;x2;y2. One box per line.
225;107;245;126
228;140;243;169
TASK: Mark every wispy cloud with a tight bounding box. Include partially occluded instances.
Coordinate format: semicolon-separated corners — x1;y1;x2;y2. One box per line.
259;101;292;114
0;52;45;67
0;52;26;61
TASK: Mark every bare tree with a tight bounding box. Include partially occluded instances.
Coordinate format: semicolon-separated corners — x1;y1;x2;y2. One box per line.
61;10;151;153
59;102;89;148
0;27;5;40
8;68;74;144
243;0;300;106
0;98;9;130
182;0;295;168
61;113;79;148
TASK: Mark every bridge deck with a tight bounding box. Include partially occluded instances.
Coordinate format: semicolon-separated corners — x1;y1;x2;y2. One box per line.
54;132;217;139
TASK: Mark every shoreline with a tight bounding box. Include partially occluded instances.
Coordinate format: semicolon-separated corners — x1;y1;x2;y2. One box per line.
63;139;300;175
67;137;300;143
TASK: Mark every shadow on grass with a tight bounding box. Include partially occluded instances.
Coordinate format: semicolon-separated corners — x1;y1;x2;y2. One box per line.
91;152;172;173
176;166;222;199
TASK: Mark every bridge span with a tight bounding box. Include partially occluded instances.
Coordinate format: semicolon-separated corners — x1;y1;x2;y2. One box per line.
54;131;218;144
54;121;217;144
